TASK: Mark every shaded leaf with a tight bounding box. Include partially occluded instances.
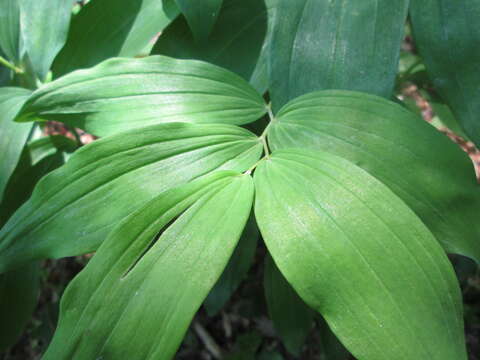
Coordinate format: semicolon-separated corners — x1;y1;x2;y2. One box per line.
52;0;179;77
0;262;40;350
268;0;409;110
0;0;22;63
175;0;223;41
0;123;261;272
410;0;480;147
254;149;467;360
19;0;73;81
268;90;480;262
264;255;313;356
317;316;349;360
18;56;267;137
0;87;33;203
153;0;268;87
204;214;258;316
43;171;254;360
0;135;77;226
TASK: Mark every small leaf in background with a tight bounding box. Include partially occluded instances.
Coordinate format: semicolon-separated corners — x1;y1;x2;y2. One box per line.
0;0;22;63
18;56;267;137
19;0;73;81
0;135;77;227
175;0;223;41
268;0;409;110
317;316;350;360
0;123;262;272
264;255;313;356
0;87;33;203
43;172;254;360
204;214;259;316
254;149;467;360
225;331;263;360
410;0;480;147
0;262;40;351
268;90;480;263
257;349;283;360
153;0;268;89
52;0;180;77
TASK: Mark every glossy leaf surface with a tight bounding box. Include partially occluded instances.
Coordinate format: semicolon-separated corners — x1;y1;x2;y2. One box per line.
254;149;467;360
268;0;408;110
264;255;313;356
410;0;480;147
18;56;267;136
52;0;179;77
154;0;268;86
268;90;480;262
0;0;22;62
20;0;73;81
0;87;33;203
0;123;262;272
175;0;223;41
44;172;254;360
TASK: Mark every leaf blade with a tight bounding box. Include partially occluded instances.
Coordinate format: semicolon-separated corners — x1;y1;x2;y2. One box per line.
410;0;480;147
0;87;33;203
254;148;467;360
52;0;180;77
269;90;480;262
18;56;267;137
44;171;254;360
0;123;261;272
268;0;408;110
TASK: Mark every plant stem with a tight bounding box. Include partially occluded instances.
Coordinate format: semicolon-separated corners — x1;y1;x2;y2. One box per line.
0;56;23;74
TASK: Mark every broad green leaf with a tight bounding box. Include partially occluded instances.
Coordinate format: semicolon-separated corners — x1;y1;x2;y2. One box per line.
410;0;480;147
0;87;33;203
0;135;77;226
43;171;254;360
175;0;223;41
17;56;267;137
0;123;262;273
154;0;268;86
254;149;467;360
0;0;22;63
204;214;258;316
0;262;40;350
19;0;73;81
268;0;409;110
52;0;180;77
268;90;480;262
264;255;313;356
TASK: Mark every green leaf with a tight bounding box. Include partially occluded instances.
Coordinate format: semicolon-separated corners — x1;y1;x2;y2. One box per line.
410;0;480;147
0;0;22;63
225;331;263;360
268;0;409;111
254;149;467;360
18;56;267;137
0;87;33;203
0;135;77;227
43;171;254;360
175;0;223;41
0;123;261;273
268;90;480;262
52;0;180;77
264;255;313;356
153;0;268;86
0;262;40;350
19;0;73;81
204;214;258;316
